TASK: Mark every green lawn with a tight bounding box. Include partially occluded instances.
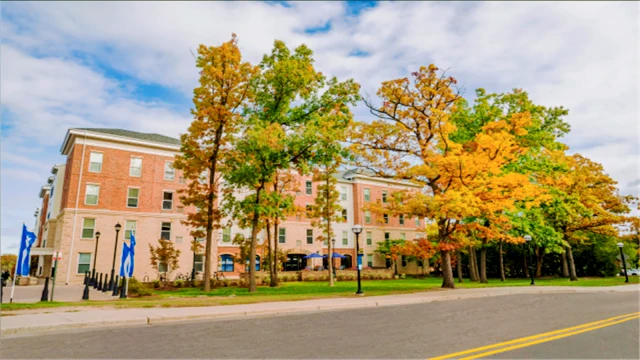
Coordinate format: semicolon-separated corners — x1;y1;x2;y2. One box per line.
2;276;637;312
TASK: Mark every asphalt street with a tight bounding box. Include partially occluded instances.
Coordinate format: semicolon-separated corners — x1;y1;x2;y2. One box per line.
1;292;638;359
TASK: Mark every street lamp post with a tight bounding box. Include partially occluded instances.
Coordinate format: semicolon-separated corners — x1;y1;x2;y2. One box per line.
351;225;364;295
524;235;535;285
90;231;101;286
617;242;629;283
331;238;336;280
108;223;122;292
191;237;197;282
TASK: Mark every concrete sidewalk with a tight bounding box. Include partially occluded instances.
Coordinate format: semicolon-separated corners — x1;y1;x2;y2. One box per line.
2;285;638;337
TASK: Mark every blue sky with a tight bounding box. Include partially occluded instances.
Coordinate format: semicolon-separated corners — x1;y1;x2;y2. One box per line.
1;1;638;254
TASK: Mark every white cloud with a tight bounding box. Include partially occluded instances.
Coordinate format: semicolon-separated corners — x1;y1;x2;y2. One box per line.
0;1;637;245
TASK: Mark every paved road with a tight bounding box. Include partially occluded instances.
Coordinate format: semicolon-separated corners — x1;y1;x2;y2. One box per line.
1;292;638;359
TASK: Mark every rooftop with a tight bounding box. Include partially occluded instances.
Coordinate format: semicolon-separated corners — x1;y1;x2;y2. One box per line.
73;128;181;146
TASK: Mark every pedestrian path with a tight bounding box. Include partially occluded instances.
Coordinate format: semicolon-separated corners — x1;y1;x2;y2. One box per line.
2;284;637;337
2;283;119;304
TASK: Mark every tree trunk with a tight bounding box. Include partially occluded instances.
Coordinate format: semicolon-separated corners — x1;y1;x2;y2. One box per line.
469;246;479;282
248;183;264;293
272;218;279;287
327;177;334;286
561;252;569;277
566;245;578;281
498;241;505;282
479;243;488;283
535;247;544;278
456;249;463;283
441;250;455;289
266;220;276;287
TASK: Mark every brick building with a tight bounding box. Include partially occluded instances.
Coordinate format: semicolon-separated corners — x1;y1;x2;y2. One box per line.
31;128;427;285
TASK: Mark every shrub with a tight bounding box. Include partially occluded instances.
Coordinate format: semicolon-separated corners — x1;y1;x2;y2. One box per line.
174;279;184;288
264;276;271;284
337;275;345;281
152;279;161;289
223;279;230;287
128;278;153;297
400;273;406;279
307;275;315;281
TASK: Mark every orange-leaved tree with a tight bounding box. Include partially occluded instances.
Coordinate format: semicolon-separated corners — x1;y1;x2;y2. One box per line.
350;65;536;288
174;34;258;291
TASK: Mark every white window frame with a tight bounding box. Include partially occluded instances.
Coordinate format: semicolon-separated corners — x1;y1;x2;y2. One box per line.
415;217;421;226
342;231;348;246
84;184;100;205
382;190;388;203
125;220;137;240
384;232;390;241
399;214;404;225
278;228;286;244
162;191;174;210
365;211;371;224
400;232;406;240
127;187;140;208
194;254;204;272
342;208;348;221
383;214;389;224
364;188;370;202
88;152;103;173
164;161;175;181
305;181;312;195
306;229;313;244
77;253;92;274
160;222;172;241
340;186;347;200
366;231;372;246
129;157;142;177
222;228;231;243
367;254;373;267
81;218;95;239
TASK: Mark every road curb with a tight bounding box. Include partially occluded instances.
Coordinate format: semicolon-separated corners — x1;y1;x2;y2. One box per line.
2;285;638;337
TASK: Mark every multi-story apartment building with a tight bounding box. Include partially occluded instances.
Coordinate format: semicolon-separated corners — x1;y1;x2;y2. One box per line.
31;128;427;285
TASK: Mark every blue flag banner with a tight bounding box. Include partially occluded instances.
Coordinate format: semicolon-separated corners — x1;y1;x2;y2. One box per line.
16;224;37;276
119;233;136;278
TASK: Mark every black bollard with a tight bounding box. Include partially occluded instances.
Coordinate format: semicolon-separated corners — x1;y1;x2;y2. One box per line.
93;272;98;289
102;273;110;293
112;275;120;296
83;271;88;285
40;277;50;302
97;273;103;291
119;277;127;299
112;276;120;296
82;279;90;300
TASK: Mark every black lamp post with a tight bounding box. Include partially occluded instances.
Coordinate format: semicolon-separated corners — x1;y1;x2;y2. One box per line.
331;238;336;280
191;237;197;282
524;235;535;285
90;231;101;286
109;223;122;292
351;225;364;295
617;242;629;283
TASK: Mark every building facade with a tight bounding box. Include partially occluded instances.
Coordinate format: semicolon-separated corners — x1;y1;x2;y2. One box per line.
31;128;427;285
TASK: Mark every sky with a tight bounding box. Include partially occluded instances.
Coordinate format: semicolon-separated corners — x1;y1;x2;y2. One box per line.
1;1;638;254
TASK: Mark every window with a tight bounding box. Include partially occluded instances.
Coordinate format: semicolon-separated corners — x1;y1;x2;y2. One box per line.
402;255;407;267
400;232;406;240
222;228;231;243
194;254;204;272
130;157;142;177
367;254;373;267
306;229;313;244
219;254;234;272
81;218;95;239
342;231;348;246
162;191;173;210
161;222;171;240
127;188;139;208
278;228;286;244
159;262;168;273
384;232;390;241
383;214;389;224
415;217;420;227
306;204;313;216
364;188;370;202
164;161;175;181
365;211;372;224
382;190;388;203
77;253;91;274
89;152;103;173
176;236;183;244
125;220;136;240
340;186;347;200
85;184;100;205
366;231;372;246
399;214;404;225
342;209;348;221
305;180;312;195
245;255;260;272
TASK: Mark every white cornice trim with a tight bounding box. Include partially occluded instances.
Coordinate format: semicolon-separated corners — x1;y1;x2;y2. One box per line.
61;129;181;155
